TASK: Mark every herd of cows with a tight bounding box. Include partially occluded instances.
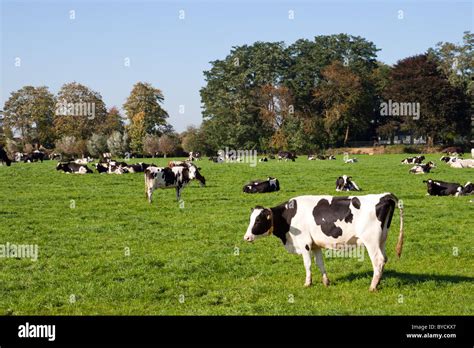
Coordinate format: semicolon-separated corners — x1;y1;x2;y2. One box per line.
1;145;472;291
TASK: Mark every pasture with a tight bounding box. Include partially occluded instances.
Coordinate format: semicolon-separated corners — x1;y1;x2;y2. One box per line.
0;154;472;315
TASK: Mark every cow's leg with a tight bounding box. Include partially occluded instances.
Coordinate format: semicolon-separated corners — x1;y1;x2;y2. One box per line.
147;187;153;204
302;249;313;287
314;248;330;286
364;242;385;292
175;186;182;201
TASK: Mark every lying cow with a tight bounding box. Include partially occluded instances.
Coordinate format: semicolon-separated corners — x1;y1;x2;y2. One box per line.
24;151;45;163
462;182;473;195
0;147;12;166
168;161;206;186
423;179;464;196
125;162;152;173
144;165;201;203
243;193;404;291
56;162;93;174
409;161;435;174
440;156;458;163
448;158;474;168
209;156;224;163
243;177;280;193
278;151;297;162
401;155;425;164
74;157;93;165
259;157;268;162
336;175;360;191
344;158;358;163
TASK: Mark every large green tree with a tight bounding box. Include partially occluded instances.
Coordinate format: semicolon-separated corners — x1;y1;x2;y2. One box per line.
123;82;169;135
3;86;56;147
54;82;107;140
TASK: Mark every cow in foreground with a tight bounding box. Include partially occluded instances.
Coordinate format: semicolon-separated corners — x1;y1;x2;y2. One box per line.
336;175;360;191
243;193;404;291
144;166;195;203
243;177;280;193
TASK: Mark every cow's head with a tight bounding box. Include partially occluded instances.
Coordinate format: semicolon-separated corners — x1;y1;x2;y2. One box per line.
244;206;273;242
187;165;206;186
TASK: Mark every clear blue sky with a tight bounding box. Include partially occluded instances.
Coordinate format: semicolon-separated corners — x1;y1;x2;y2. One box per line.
1;0;472;132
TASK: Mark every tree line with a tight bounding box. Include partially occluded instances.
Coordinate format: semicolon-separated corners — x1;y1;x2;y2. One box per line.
1;32;472;157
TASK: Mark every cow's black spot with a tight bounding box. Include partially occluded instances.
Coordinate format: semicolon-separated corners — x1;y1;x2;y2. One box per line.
351;197;361;209
305;244;310;251
162;167;176;186
312;197;354;239
375;194;397;229
270;199;298;245
251;209;272;235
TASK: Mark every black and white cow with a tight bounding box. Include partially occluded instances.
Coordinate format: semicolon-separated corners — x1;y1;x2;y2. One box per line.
423;179;464;196
336;175;360;191
243;193;404;291
56;162;93;174
125;162;152;173
188;151;201;161
259;157;268;162
24;150;45;163
448;158;474;168
278;151;297;162
461;182;473;195
0;147;12;166
243;177;280;194
208;156;224;163
344;158;358;163
144;165;197;203
401;155;425;164
168;161;206;186
409;161;435;174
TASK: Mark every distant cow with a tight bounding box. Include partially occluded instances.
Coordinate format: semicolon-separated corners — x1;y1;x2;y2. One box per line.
423;179;464;196
188;151;201;161
209;156;224;163
462;182;474;195
344;158;358;163
243;193;404;291
401;155;425;164
278;151;297;162
259;157;268;162
74;157;93;165
409;161;435;174
442;146;463;156
144;166;192;203
336;175;360;192
243;177;280;194
56;162;93;174
125;162;152;173
0;147;12;166
24;151;45;163
309;155;336;160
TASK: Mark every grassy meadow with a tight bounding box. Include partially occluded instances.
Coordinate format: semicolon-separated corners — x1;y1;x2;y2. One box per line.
0;154;473;315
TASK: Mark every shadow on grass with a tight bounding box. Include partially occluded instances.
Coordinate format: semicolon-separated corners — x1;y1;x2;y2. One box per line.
337;270;474;285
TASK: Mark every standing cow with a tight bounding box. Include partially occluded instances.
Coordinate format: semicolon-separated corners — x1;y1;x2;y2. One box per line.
144;166;197;203
243;193;404;291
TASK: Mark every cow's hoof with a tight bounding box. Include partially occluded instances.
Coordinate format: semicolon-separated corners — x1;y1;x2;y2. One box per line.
323;277;330;287
304;281;312;287
369;286;377;292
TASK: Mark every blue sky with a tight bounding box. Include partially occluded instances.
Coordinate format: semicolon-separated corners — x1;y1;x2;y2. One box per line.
1;0;472;131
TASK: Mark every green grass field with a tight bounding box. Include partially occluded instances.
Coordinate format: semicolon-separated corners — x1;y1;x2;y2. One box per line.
0;154;473;315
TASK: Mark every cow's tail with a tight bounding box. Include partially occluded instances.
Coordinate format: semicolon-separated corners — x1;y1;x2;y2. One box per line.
395;196;404;258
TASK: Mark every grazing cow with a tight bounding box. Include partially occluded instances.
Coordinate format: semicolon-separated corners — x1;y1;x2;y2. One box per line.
188;151;201;161
278;151;297;162
0;147;12;166
56;162;93;174
401;155;425;164
409;161;435;174
243;177;280;194
167;161;206;186
144;166;192;203
423;179;464;196
24;150;45;163
243;193;404;291
336;175;360;192
344;158;358;163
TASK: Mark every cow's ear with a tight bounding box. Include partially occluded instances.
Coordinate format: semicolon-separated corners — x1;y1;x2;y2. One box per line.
266;214;271;220
250;207;254;212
